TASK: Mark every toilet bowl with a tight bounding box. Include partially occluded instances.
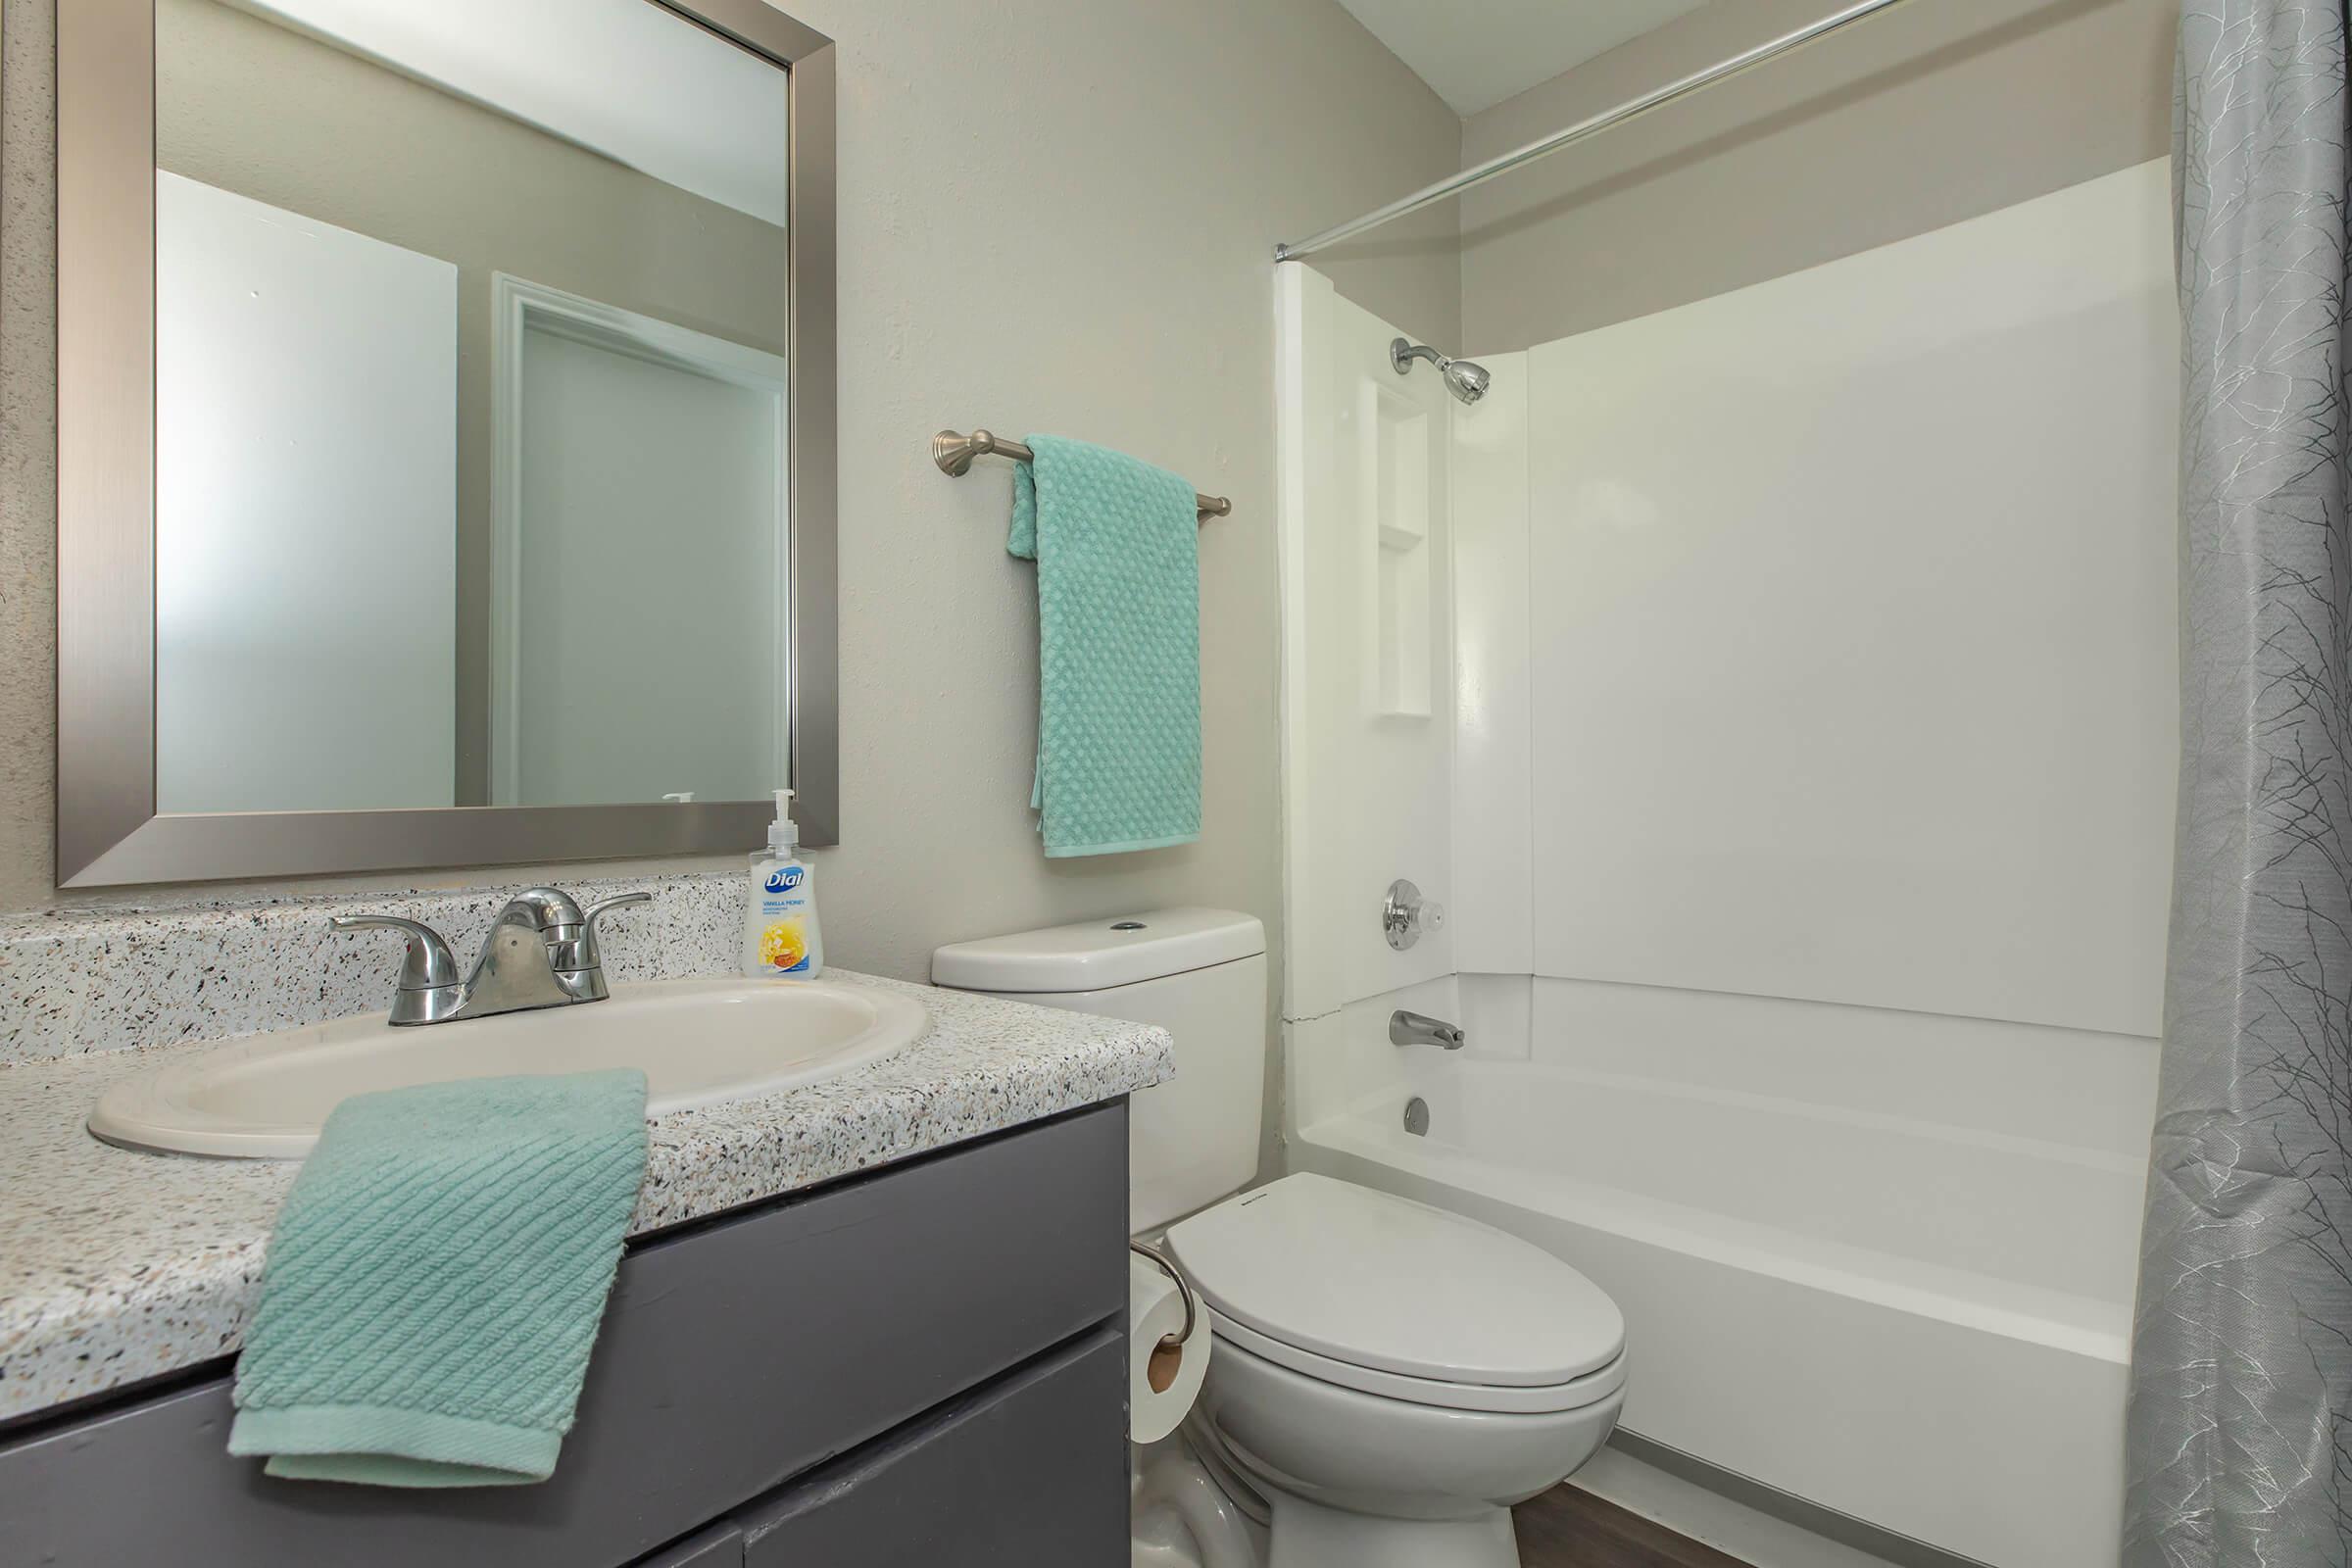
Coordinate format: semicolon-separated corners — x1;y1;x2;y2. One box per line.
929;912;1626;1568
1166;1173;1626;1567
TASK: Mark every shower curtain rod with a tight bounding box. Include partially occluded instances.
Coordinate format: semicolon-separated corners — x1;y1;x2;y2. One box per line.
1272;0;1916;263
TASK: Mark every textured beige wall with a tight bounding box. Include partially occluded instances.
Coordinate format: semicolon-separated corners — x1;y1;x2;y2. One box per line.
0;0;1460;1044
1458;0;2177;351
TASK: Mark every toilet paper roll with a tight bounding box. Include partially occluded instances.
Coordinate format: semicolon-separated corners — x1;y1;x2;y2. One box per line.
1129;1252;1210;1443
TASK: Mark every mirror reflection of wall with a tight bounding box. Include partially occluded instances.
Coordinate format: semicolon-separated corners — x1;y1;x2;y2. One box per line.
153;0;794;813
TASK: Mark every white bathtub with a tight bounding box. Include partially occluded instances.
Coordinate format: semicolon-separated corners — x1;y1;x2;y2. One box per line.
1287;978;2154;1568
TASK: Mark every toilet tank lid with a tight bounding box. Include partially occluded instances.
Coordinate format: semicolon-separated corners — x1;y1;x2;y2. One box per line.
931;907;1265;993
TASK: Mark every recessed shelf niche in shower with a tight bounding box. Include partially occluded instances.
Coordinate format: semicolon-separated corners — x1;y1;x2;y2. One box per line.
1363;380;1432;717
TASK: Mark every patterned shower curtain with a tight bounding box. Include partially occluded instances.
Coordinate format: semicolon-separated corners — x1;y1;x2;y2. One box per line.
2125;4;2352;1563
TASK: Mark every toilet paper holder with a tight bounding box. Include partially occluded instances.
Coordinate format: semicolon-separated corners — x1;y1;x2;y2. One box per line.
1128;1239;1198;1349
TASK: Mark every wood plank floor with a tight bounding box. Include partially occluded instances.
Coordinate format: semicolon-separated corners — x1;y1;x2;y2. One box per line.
1514;1484;1755;1568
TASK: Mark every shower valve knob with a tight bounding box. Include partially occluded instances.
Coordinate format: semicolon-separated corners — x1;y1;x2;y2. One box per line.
1383;880;1444;951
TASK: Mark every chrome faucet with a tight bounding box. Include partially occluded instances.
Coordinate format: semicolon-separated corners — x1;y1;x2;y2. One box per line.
1390;1009;1466;1051
329;887;651;1026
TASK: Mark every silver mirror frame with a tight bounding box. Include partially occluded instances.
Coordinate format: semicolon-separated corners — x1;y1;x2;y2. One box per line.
56;0;839;887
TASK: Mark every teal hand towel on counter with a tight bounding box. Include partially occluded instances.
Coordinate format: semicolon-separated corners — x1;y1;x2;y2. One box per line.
1008;433;1202;857
227;1069;649;1488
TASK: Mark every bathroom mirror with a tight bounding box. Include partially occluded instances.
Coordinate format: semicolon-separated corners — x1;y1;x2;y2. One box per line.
57;0;836;886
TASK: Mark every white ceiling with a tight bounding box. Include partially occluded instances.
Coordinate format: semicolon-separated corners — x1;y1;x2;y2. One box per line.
1336;0;1712;117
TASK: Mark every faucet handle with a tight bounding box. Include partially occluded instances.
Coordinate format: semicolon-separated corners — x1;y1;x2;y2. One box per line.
327;915;458;990
583;890;653;928
329;915;463;1024
552;891;653;977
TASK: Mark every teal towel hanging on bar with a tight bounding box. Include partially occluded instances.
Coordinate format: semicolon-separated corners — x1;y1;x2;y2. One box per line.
1008;433;1202;857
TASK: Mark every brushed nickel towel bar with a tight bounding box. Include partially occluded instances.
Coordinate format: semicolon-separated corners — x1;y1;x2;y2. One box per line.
933;429;1234;519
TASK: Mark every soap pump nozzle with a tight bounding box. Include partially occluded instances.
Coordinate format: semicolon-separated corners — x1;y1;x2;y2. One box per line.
767;788;798;856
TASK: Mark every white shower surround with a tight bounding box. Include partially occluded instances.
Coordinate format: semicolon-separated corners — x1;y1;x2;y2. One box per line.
1276;160;2180;1568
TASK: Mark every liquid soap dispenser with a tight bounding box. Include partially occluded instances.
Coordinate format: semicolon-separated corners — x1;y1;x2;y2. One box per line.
743;789;823;978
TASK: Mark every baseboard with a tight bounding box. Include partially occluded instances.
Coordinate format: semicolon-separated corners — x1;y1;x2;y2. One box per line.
1596;1430;1991;1568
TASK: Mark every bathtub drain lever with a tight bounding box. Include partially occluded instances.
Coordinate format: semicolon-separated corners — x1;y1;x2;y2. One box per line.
1390;1009;1465;1051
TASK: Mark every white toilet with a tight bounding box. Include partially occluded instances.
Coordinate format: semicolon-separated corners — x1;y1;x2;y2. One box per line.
933;908;1626;1568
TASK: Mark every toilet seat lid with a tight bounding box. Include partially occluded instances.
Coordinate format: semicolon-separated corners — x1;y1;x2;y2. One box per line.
1165;1174;1625;1390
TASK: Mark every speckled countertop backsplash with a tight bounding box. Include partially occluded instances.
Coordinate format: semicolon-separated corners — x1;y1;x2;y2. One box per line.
0;871;748;1066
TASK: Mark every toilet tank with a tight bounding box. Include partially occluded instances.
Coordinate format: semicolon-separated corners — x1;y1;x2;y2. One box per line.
932;908;1266;1233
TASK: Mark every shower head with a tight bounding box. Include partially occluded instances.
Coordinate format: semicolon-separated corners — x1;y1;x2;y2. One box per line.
1390;337;1490;406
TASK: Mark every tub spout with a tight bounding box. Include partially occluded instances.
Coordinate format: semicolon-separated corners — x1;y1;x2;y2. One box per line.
1390;1009;1465;1050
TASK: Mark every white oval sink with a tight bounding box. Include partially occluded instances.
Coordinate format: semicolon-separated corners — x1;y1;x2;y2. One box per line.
87;976;929;1159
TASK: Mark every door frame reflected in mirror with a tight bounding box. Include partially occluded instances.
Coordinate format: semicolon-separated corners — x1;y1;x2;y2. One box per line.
56;0;838;887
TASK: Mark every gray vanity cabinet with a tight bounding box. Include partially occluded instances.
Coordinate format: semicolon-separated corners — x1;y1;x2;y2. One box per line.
0;1103;1131;1568
723;1326;1125;1565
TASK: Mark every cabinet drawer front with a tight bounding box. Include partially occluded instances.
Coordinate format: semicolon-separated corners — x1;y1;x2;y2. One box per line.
0;1102;1127;1568
739;1327;1128;1567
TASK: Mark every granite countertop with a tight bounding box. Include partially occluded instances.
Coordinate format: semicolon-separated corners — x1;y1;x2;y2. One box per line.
0;970;1170;1425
